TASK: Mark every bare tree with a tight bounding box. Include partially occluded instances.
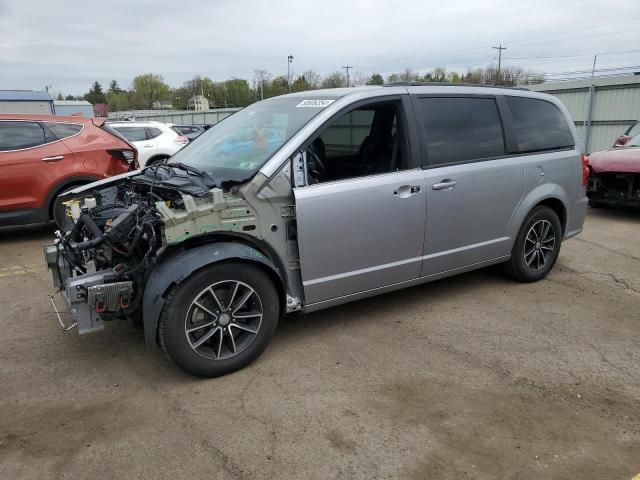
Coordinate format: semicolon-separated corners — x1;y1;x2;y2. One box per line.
252;69;271;100
301;70;321;89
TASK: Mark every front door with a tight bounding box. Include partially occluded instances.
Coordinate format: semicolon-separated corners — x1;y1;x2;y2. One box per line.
293;98;427;305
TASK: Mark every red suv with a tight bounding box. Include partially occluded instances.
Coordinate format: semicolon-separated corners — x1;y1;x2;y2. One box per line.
0;114;137;227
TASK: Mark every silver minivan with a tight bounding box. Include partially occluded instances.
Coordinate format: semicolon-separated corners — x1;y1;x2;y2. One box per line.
45;84;588;376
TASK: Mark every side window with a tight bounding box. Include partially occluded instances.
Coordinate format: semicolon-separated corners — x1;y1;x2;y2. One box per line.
506;96;575;153
305;100;408;184
44;122;83;140
320;110;375;156
114;127;147;142
418;97;505;166
146;127;163;139
0;121;47;151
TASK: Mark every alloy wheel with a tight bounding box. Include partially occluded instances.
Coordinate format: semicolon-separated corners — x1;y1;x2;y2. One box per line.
184;280;263;360
523;219;556;272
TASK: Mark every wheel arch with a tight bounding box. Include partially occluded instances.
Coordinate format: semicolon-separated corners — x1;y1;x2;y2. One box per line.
146;154;170;165
142;241;285;350
509;183;570;244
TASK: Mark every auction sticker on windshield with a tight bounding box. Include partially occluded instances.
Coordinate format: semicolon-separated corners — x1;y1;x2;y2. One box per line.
296;99;335;108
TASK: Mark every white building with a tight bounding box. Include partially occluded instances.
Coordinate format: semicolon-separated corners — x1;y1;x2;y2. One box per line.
188;95;210;111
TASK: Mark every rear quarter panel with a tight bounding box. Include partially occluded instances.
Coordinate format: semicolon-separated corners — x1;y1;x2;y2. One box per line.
63;124;131;177
509;148;587;241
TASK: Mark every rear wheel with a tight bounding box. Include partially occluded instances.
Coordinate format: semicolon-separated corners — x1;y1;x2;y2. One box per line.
158;262;280;377
504;206;562;282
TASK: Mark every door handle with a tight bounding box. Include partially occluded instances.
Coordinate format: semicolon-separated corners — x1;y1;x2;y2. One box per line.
393;185;422;198
41;155;64;162
432;180;457;191
142;144;153;148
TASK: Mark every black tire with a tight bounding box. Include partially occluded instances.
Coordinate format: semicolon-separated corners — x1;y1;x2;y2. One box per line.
158;261;280;377
504;206;562;282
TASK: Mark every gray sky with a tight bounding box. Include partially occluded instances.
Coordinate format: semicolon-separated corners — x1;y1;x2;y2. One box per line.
1;0;639;95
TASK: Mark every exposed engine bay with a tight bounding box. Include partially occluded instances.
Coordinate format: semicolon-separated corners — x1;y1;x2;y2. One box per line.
587;171;640;208
44;163;265;335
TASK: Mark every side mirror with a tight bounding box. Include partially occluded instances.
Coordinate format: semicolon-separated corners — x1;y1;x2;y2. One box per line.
613;135;630;148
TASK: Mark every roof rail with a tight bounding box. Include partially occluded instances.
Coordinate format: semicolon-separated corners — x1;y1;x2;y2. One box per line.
383;81;530;91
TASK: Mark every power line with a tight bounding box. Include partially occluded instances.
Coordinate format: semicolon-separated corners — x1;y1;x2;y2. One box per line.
492;45;507;85
342;65;353;87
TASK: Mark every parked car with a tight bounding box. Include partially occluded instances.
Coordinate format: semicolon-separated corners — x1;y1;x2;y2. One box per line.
0;114;137;227
44;85;587;377
612;120;640;148
173;124;212;141
109;121;188;167
588;132;640;208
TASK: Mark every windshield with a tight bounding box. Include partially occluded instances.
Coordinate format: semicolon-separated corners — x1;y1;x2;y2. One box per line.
167;96;339;182
627;132;640;147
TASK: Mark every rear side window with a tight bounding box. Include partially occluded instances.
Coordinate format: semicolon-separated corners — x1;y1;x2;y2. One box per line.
114;127;147;142
44;122;83;140
146;127;163;139
0;121;47;151
506;97;574;153
418;97;505;165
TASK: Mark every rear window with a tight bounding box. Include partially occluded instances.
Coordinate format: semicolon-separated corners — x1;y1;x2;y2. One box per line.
114;126;147;142
506;97;575;153
146;127;163;139
44;122;83;140
0;121;48;151
418;97;505;165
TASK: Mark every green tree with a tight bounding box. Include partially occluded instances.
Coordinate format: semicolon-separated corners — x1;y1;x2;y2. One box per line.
367;73;384;85
223;79;252;107
106;91;131;112
64;95;76;100
131;73;170;109
56;93;64;100
265;76;289;98
84;81;106;104
292;75;311;92
301;70;321;89
321;71;346;88
108;80;122;93
387;73;400;83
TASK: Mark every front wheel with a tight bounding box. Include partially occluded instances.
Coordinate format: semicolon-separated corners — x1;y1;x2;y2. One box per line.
504;206;562;282
158;262;280;377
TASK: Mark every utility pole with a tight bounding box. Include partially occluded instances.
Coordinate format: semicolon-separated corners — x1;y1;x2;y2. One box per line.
287;55;294;93
492;45;507;85
342;65;353;87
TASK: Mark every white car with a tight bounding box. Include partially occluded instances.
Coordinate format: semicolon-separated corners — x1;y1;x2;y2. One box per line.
109;121;188;167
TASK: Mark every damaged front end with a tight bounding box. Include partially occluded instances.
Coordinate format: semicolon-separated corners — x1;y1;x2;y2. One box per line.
587;171;640;208
43;164;262;335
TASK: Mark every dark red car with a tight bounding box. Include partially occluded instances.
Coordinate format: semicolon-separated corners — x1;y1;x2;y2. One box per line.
0;114;137;227
587;132;640;208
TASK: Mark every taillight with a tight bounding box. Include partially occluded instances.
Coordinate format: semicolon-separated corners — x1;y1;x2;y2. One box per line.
175;135;189;145
108;148;138;170
582;154;590;186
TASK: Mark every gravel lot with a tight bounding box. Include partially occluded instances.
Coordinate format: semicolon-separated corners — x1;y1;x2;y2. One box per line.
0;208;638;480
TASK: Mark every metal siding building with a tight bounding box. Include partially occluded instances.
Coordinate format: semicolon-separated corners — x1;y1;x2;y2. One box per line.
53;100;95;117
0;90;55;114
530;75;640;153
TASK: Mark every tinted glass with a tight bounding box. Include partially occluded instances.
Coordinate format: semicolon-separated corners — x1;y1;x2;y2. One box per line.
320;110;375;156
114;127;147;142
507;96;574;152
44;122;83;140
147;127;163;139
0;121;47;151
419;97;505;165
